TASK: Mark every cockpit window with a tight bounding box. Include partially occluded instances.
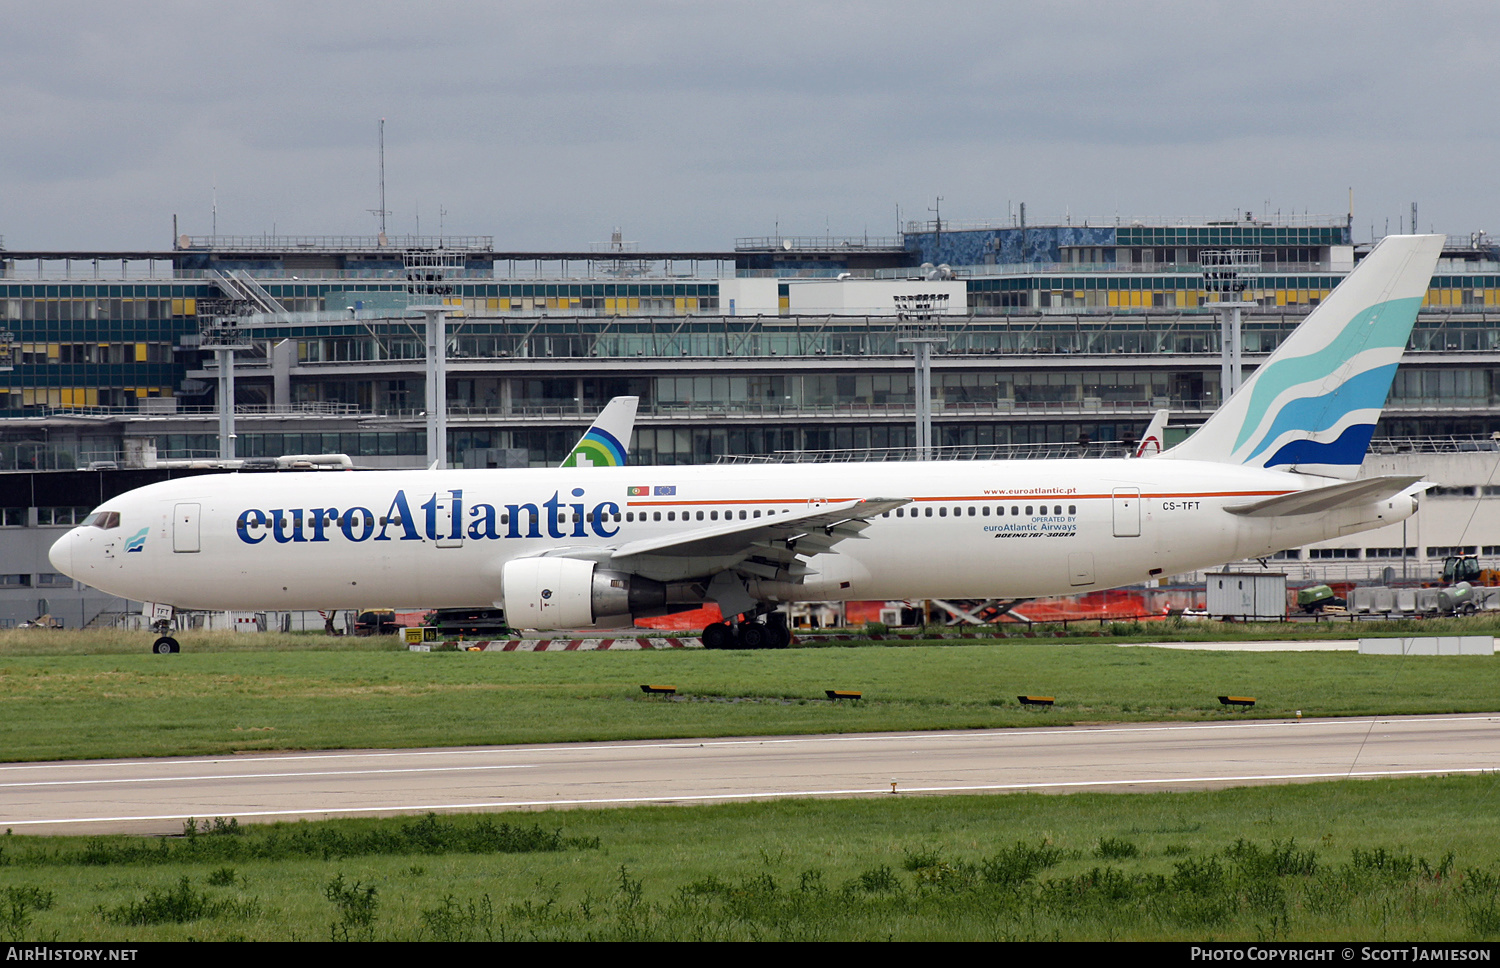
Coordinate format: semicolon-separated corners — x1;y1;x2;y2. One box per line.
87;511;121;530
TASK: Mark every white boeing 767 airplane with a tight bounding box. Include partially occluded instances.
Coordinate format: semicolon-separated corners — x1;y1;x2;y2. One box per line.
50;235;1444;651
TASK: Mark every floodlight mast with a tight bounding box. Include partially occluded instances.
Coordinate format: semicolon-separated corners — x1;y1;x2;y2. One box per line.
1201;248;1260;396
895;291;949;460
404;248;466;468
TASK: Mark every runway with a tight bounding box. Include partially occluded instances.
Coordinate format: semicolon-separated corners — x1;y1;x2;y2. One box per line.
3;713;1498;835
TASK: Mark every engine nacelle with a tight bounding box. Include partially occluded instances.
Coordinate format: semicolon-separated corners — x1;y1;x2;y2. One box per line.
499;557;668;630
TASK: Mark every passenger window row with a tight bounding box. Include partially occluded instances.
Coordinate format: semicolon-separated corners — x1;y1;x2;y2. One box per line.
882;504;1077;518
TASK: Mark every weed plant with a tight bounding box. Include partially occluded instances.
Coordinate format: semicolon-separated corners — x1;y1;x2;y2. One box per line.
3;776;1500;941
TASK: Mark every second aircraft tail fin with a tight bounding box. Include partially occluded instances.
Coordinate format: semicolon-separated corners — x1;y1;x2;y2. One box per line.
1133;409;1169;457
560;396;639;468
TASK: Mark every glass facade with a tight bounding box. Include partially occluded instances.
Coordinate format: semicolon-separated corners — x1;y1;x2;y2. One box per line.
2;224;1499;469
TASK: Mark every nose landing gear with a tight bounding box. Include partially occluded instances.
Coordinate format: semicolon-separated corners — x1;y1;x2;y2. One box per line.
148;605;179;653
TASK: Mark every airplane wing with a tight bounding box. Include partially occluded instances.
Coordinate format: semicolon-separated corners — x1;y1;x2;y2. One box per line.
1223;475;1426;517
606;497;910;583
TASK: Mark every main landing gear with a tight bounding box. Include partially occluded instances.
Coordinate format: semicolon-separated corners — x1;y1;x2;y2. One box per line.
701;611;791;650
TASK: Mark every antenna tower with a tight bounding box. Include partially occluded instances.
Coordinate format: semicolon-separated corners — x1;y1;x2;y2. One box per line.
368;119;391;238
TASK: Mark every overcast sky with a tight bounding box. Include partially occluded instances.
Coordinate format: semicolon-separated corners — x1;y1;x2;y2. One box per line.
1;1;1493;251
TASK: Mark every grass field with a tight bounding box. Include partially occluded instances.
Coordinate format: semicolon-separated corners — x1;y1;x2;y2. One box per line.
0;629;1496;761
3;627;1497;940
4;776;1500;941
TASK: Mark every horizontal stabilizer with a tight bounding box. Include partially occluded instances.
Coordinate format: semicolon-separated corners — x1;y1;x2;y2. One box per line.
1223;475;1425;517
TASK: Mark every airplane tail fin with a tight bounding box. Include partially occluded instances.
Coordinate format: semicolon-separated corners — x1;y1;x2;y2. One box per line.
1133;409;1168;457
560;396;638;468
1161;234;1444;479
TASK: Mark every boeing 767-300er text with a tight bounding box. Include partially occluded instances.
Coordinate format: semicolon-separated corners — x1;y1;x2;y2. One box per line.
50;235;1444;650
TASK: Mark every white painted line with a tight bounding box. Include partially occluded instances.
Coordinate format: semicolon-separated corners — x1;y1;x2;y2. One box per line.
0;763;536;789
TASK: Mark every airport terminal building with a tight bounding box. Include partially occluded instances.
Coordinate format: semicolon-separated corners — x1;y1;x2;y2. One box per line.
4;213;1500;626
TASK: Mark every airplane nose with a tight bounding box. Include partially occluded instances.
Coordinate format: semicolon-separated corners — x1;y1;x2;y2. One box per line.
48;529;75;578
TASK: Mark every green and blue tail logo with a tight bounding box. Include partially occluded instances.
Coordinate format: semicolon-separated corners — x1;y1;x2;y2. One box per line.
559;395;638;469
562;427;628;468
1163;236;1444;480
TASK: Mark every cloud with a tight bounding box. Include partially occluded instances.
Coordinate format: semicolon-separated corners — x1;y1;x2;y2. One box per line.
1;1;1495;249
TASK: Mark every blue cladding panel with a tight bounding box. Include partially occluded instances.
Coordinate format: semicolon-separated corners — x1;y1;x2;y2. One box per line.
906;226;1117;267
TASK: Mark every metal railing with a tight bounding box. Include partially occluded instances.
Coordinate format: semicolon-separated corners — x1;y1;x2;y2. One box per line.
1369;435;1500;454
903;214;1349;234
179;235;494;251
734;236;905;251
876;260;1348;279
718;439;1140;463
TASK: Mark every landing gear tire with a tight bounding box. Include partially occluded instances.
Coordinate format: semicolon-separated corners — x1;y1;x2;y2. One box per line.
765;612;791;649
152;636;180;654
738;623;770;650
701;623;732;650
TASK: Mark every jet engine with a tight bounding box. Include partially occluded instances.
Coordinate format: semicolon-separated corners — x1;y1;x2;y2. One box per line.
500;557;670;629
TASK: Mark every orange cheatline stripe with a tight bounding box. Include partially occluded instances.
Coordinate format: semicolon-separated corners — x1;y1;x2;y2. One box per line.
625;489;1296;508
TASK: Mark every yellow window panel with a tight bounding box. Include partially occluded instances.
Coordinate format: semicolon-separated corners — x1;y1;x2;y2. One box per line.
85;388;98;406
48;344;60;360
184;298;195;315
135;343;147;362
171;299;183;316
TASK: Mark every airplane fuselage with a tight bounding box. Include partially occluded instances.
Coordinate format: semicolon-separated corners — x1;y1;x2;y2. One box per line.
50;459;1413;617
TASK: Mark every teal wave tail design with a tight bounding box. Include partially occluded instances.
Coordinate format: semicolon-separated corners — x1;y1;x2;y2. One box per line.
1232;297;1421;454
1242;363;1399;463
